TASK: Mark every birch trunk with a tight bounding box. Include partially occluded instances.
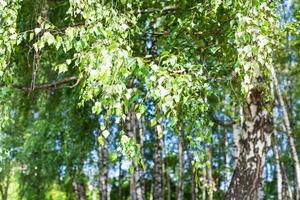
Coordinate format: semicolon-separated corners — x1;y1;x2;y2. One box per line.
167;171;171;200
271;83;283;200
224;126;231;188
207;146;213;200
225;87;273;200
187;150;196;200
118;157;123;200
153;123;164;200
273;134;282;200
126;112;145;200
270;65;300;199
232;107;242;168
99;135;109;200
73;181;87;200
126;112;137;200
177;133;184;200
136;118;145;200
137;119;145;200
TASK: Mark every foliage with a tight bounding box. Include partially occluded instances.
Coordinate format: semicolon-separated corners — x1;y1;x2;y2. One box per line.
0;0;299;199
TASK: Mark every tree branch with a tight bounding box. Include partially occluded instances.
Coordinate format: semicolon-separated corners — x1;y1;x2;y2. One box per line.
11;76;79;92
139;5;177;14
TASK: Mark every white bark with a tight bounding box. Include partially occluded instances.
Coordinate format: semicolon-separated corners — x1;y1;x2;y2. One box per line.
270;66;300;199
207;146;213;200
137;118;145;200
273;134;283;200
232;107;242;168
126;112;145;200
224;126;231;188
154;123;164;200
99;137;109;200
271;83;283;200
225;87;272;200
177;133;184;200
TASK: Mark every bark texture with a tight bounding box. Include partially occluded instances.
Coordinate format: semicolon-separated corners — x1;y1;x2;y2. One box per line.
225;88;272;200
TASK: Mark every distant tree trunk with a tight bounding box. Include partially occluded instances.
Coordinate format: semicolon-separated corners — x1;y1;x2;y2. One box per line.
1;192;7;200
207;146;213;200
232;107;242;168
201;170;206;200
126;112;137;200
150;182;153;200
224;126;231;188
166;171;171;200
153;123;164;200
126;112;145;200
118;156;123;200
225;87;273;200
130;174;137;200
0;181;8;200
271;83;283;200
281;163;293;200
270;66;300;199
0;171;10;200
73;181;87;200
99;135;109;200
187;150;196;200
177;132;184;200
136;118;145;200
273;134;282;200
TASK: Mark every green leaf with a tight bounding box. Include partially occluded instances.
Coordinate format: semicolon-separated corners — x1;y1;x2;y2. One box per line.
29;33;34;41
42;32;55;46
150;119;157;127
109;152;118;162
55;64;68;73
98;135;105;146
121;135;129;144
92;102;102;114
